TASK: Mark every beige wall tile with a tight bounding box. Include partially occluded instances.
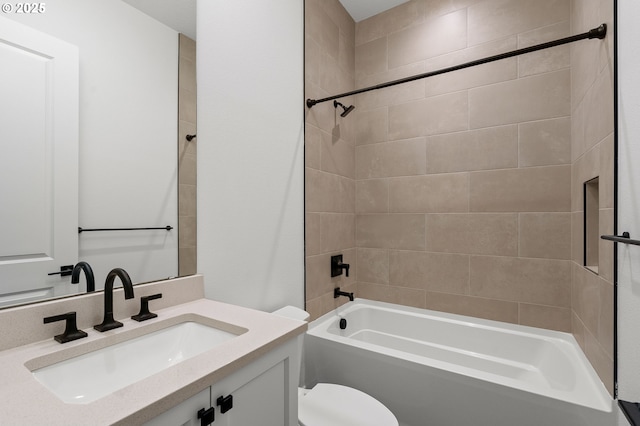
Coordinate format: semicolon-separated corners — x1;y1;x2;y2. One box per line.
178;152;196;186
389;91;468;140
572;311;587;351
424;38;518;98
470;256;571;307
571;211;584;265
305;125;323;169
356;63;425;110
178;184;196;217
426;126;518;173
584;69;614;151
584;328;614;396
389;173;469;213
318;51;345;95
423;0;478;21
339;31;355;76
178;216;196;249
599;134;615;209
321;213;355;253
598;278;614;359
355;1;425;46
519;117;571;167
519;213;572;260
355;107;388;145
179;34;196;61
321;0;355;44
305;0;339;60
519;303;571;332
571;263;601;333
425;292;519;324
358;282;426;309
357;248;389;284
306;254;334;301
321;132;355;178
571;144;600;212
306;168;354;213
468;0;569;46
305;213;322;256
178;87;197;124
517;21;570;77
178;247;196;276
426;214;518;256
356;179;389;214
356;138;426;179
470;165;571;212
355;37;387;79
306;36;322;87
598;208;614;283
179;57;197;95
388;9;467;69
571;35;600;112
356;214;426;250
389;251;469;294
571;95;586;162
469;70;570;129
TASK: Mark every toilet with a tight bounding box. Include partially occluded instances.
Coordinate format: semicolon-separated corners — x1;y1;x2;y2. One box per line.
272;306;399;426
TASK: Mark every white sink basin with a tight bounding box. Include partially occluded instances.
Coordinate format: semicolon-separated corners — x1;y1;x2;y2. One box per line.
32;321;242;404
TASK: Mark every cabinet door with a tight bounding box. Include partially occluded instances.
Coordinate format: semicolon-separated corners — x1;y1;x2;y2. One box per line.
143;388;211;426
214;361;286;426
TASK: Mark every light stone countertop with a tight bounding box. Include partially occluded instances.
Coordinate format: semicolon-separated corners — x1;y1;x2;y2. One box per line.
0;298;307;425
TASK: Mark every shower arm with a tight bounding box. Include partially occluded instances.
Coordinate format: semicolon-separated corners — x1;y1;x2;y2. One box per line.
306;24;607;109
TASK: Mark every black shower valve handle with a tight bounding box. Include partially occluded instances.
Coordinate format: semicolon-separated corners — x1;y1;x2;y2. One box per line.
331;254;350;278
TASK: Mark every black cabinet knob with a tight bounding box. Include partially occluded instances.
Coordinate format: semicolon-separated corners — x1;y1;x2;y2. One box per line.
197;407;215;426
217;394;233;414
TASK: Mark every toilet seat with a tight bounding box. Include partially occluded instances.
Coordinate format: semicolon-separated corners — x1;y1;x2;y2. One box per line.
298;383;399;426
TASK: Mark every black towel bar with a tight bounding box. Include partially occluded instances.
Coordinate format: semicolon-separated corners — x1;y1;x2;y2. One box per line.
78;226;173;233
600;232;640;246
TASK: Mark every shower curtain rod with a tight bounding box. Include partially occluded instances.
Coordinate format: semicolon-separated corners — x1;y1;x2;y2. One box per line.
306;24;607;109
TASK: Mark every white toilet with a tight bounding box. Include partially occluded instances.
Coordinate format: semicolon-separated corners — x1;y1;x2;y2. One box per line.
272;306;399;426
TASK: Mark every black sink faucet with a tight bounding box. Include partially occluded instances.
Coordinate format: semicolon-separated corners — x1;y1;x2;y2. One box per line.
71;261;95;293
94;268;134;332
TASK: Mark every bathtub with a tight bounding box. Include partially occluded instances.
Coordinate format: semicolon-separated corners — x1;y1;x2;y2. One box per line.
303;299;614;426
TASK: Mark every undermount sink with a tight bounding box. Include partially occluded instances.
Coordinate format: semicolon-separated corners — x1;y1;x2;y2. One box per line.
31;320;244;404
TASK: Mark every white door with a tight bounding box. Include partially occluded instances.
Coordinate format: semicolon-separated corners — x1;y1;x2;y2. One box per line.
0;16;79;306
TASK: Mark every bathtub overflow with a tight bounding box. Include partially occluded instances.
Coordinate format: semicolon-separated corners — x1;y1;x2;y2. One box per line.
339;318;347;330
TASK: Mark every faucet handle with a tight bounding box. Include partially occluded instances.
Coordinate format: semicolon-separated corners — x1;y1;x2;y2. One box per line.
132;293;163;322
44;312;88;344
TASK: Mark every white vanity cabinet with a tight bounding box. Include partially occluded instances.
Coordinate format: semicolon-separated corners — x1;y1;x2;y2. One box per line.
144;336;300;426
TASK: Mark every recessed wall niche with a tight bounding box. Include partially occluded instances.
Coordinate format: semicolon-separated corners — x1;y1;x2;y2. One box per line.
584;177;600;273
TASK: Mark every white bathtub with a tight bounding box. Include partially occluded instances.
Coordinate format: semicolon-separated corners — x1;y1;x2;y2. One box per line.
304;299;614;426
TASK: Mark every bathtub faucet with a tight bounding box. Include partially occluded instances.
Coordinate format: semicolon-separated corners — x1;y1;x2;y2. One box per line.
331;254;350;277
334;287;354;302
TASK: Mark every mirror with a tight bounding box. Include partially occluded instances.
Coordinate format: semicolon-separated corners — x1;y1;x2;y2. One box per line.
0;0;196;308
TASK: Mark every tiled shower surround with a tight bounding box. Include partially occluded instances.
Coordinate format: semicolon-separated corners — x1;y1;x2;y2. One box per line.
304;0;614;393
178;34;197;276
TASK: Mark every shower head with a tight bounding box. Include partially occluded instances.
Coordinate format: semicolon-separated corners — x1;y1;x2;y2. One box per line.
333;100;355;117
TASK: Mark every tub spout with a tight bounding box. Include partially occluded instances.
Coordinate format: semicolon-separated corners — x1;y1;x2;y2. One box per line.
334;287;354;302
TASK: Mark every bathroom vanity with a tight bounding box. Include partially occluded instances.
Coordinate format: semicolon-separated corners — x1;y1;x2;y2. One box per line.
0;275;306;425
